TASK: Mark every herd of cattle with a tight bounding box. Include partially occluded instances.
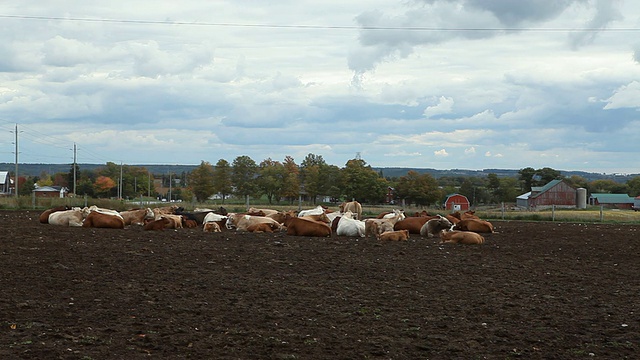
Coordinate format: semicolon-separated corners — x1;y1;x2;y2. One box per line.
38;201;495;245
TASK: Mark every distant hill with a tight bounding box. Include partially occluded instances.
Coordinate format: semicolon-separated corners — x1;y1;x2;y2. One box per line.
1;163;637;183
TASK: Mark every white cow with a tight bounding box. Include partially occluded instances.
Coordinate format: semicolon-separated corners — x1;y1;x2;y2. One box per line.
298;205;325;217
48;209;85;227
336;211;366;237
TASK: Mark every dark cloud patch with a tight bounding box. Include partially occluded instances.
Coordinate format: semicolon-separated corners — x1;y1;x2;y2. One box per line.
465;0;578;26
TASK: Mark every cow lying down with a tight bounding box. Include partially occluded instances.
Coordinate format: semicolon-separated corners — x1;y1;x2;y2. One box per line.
378;229;410;241
439;229;485;244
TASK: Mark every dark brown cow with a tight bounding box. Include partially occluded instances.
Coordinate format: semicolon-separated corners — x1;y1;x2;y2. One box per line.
144;217;171;231
283;214;331;237
394;216;437;234
453;219;495;233
39;205;71;224
82;211;125;229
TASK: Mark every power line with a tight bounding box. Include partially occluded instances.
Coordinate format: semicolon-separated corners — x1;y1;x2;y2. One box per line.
1;13;639;32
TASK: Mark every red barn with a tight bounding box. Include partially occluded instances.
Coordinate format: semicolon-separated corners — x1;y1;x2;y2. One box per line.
518;179;576;209
443;193;470;211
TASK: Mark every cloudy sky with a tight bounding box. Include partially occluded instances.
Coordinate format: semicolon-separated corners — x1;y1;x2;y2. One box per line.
1;1;639;174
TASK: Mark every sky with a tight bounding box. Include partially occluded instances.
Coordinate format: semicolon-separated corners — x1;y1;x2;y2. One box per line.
0;0;639;174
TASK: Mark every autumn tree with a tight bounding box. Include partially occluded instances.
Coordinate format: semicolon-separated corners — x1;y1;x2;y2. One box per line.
231;155;258;204
188;161;216;202
94;176;116;198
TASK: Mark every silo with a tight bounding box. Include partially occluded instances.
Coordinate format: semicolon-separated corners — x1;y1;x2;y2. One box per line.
576;188;587;209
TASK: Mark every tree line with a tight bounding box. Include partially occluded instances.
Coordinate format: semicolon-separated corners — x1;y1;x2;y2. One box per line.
15;155;640;207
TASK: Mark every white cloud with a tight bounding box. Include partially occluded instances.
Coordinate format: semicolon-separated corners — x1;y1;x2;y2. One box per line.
434;149;449;157
0;1;638;173
423;96;454;118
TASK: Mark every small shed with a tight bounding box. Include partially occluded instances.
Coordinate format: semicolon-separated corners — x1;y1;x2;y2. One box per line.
443;193;470;211
0;171;10;194
516;179;577;209
33;185;68;198
589;193;634;210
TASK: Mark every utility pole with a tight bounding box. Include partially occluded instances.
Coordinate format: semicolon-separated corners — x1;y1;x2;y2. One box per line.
169;173;172;201
119;162;123;199
13;124;19;198
73;143;77;195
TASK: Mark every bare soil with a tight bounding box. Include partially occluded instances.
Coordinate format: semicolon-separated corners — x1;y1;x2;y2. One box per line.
1;210;638;359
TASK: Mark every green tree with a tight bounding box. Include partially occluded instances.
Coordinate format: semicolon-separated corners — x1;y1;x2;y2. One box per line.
300;153;326;204
395;170;441;207
518;167;536;191
213;159;233;204
256;158;285;204
19;177;35;196
341;158;387;203
627;176;640;197
188;161;216;202
281;156;300;204
231;155;258;204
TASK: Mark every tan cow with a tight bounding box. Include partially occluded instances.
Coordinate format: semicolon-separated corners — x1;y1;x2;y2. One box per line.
120;208;155;226
48;209;85;227
339;201;362;220
364;209;405;238
439;229;485;244
226;214;282;232
246;222;280;233
203;222;222;232
378;229;410;241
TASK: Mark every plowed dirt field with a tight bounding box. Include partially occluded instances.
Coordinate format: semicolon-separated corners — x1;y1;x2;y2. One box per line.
1;210;638;359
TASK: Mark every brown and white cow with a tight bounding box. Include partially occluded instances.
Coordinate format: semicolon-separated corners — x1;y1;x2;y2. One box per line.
420;215;453;238
364;210;405;238
39;205;71;224
439;229;485;244
393;216;436;234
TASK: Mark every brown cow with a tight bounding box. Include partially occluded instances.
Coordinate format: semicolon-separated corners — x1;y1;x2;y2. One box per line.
283;214;331;237
453;219;495;233
144;217;171;231
378;229;410;241
184;219;198;228
39;205;71;224
82;211;125;229
364;210;405;238
439;229;485;244
394;216;436;234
